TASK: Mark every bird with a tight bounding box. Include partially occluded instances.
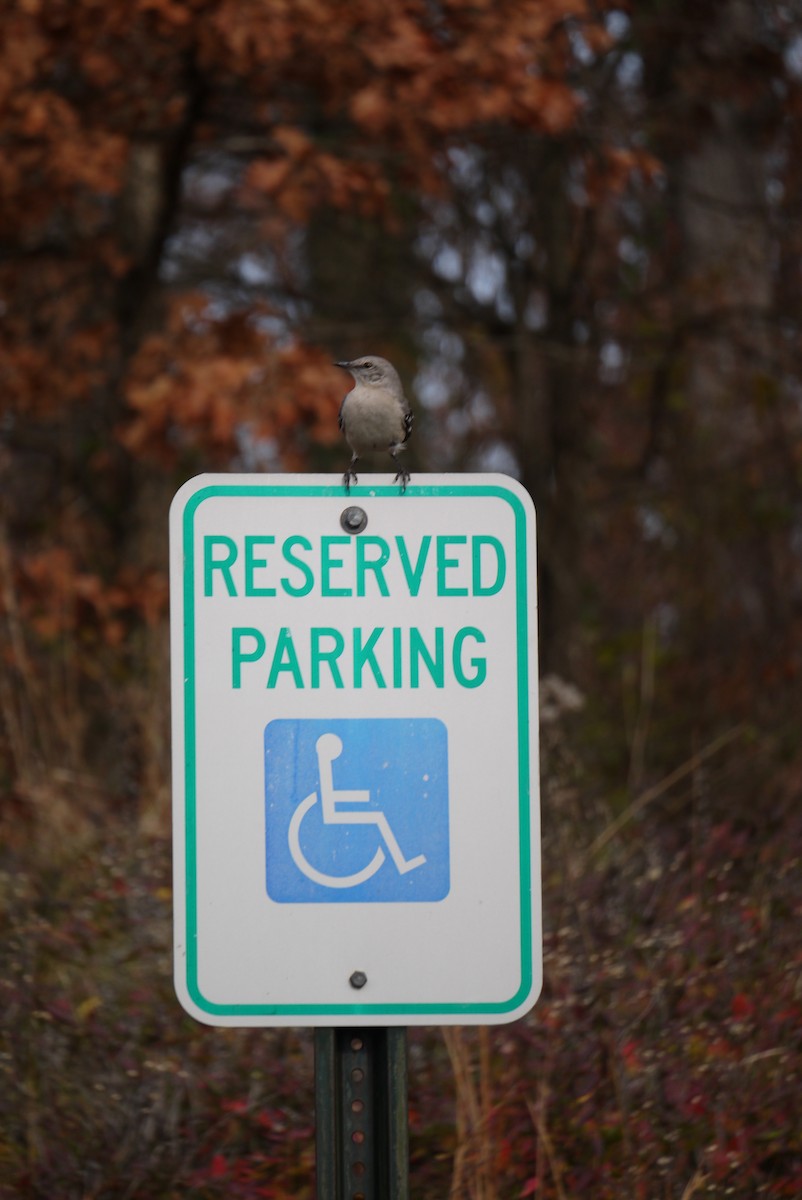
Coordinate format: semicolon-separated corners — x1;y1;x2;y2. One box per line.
335;355;413;494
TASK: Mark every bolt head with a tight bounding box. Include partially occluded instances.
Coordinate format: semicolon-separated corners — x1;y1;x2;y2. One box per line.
340;506;368;534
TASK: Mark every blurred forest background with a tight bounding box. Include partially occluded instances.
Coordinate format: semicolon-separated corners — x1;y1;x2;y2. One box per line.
2;0;802;1196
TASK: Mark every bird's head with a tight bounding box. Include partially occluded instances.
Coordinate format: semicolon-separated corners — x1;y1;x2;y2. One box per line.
335;355;403;394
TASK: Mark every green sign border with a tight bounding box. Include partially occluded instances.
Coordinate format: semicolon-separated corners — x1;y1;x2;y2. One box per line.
179;480;536;1018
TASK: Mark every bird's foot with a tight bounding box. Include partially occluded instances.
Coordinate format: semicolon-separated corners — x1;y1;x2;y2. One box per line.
343;467;358;493
394;468;411;494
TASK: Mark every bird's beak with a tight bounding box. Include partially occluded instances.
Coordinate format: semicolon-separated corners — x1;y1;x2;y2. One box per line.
334;361;351;370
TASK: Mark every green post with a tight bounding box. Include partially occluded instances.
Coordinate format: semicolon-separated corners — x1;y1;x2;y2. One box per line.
315;1027;409;1199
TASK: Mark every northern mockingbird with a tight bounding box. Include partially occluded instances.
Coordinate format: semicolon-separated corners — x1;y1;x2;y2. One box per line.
335;355;413;493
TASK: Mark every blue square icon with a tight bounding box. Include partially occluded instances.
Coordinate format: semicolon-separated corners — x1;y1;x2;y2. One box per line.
264;718;450;903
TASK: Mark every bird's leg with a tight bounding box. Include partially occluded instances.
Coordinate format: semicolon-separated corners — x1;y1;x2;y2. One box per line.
343;454;359;493
390;449;410;494
394;469;411;493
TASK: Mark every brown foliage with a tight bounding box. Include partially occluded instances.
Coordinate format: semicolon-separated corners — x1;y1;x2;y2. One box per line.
121;298;342;465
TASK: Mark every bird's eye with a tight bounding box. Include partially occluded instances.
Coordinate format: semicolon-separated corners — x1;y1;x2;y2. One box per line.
363;360;373;368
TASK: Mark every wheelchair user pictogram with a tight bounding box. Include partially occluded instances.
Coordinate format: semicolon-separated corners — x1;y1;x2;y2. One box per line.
288;732;427;889
264;717;449;904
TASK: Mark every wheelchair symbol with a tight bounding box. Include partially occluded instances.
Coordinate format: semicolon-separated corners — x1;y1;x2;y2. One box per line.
288;733;427;889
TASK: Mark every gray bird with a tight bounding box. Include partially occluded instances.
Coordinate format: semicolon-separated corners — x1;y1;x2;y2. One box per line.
335;355;413;493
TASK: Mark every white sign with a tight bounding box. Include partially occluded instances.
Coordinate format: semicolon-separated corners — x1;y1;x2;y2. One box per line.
170;474;541;1026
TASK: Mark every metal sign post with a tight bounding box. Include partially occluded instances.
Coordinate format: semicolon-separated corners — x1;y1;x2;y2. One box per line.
315;1028;408;1200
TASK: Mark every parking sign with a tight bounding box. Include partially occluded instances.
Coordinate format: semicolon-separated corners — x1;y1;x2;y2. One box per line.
170;474;540;1026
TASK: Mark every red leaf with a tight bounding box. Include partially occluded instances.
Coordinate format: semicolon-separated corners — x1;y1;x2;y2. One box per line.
210;1153;228;1179
731;992;754;1019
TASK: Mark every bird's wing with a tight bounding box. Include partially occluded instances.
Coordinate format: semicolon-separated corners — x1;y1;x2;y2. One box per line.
402;409;413;442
